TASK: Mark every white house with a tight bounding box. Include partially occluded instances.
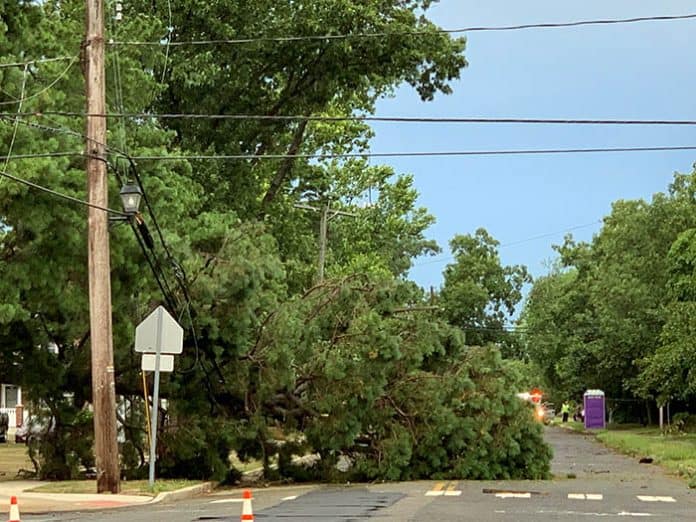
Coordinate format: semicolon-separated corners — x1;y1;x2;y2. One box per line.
0;383;24;428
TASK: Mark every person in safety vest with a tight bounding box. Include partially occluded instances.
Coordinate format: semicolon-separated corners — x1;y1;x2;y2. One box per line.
561;401;571;423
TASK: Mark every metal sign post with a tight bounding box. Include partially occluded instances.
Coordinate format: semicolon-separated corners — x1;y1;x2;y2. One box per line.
135;306;183;488
148;313;163;488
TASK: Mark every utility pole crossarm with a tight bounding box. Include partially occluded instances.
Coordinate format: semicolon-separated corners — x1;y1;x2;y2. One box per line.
294;201;358;283
293;202;358;218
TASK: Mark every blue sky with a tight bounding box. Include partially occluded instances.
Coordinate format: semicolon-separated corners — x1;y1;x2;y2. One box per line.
369;1;696;292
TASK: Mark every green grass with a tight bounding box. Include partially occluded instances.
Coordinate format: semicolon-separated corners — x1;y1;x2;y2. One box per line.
595;428;696;487
550;418;586;433
28;479;202;495
0;443;33;481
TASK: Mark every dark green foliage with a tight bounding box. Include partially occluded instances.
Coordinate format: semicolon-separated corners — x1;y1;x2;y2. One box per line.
521;169;696;413
0;0;552;483
440;229;530;346
27;407;94;480
241;276;551;482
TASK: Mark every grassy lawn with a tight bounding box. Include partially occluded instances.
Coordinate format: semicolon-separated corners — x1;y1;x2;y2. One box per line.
595;428;696;488
551;419;586;433
0;443;33;481
29;479;202;495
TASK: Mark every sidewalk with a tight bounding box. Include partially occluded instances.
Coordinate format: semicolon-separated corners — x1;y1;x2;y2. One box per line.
0;480;212;514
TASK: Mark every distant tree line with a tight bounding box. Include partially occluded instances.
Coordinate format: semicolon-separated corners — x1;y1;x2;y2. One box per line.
520;169;696;424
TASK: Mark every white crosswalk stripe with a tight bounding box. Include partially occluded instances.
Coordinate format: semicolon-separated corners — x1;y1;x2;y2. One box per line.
637;495;676;503
568;493;603;500
495;492;531;499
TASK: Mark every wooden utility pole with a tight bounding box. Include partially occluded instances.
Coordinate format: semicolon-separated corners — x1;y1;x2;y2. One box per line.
85;0;120;493
295;202;357;283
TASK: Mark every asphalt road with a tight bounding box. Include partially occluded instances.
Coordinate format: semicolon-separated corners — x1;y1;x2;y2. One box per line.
20;426;696;521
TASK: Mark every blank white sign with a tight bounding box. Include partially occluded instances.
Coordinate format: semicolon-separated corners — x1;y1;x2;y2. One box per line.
141;353;174;372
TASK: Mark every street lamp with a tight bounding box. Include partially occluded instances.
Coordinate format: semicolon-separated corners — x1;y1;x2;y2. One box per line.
119;183;142;215
111;183;142;224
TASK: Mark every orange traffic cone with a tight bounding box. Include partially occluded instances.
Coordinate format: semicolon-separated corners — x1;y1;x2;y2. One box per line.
240;489;254;521
8;496;20;522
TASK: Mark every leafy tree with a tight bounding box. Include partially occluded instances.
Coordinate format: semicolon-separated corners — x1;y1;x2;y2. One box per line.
153;0;467;215
440;228;530;346
636;227;696;403
522;170;696;416
0;0;554;483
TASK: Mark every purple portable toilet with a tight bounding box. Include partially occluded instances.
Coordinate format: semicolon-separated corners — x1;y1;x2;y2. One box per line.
584;389;606;429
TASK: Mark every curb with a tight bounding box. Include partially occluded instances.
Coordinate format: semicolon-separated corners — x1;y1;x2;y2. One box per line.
151;482;216;504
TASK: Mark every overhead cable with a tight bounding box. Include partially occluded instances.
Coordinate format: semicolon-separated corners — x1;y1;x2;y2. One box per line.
107;12;696;46
127;145;696;161
0;152;85;161
0;168;127;216
0;57;78;107
0;114;132;161
4;111;696;126
3;145;696;164
415;221;602;267
2;64;29;175
0;56;75;69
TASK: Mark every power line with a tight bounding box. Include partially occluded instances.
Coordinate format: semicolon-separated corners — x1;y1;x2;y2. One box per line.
160;0;173;83
0;56;75;70
0;114;132;161
6;145;693;163
0;152;84;161
2;64;29;175
7;111;696;126
0;57;78;107
127;145;696;161
415;221;602;267
0;168;127;216
107;12;696;46
3;145;696;164
500;220;602;248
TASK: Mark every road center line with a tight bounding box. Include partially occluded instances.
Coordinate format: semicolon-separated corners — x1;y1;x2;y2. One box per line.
426;481;462;496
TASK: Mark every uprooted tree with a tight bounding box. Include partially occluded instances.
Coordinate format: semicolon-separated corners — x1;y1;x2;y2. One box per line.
0;0;551;481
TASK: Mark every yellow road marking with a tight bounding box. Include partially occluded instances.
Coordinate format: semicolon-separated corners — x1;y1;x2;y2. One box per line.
444;482;462;496
425;482;446;496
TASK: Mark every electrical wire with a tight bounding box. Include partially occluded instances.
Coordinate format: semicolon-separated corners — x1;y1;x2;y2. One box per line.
0;113;199;354
7;111;696;126
0;114;132;162
129;163;201;371
127;145;696;161
2;64;29;175
415;221;602;267
129;218;179;312
0;57;78;107
0;151;85;160
107;12;696;46
160;0;173;84
4;145;695;164
0;168;127;215
0;56;75;69
500;220;602;248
